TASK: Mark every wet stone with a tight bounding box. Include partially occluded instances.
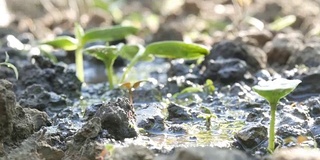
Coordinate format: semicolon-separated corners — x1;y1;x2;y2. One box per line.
19;84;70;112
201;58;248;84
17;55;81;99
74;117;101;141
167;103;193;121
111;145;155;160
136;103;165;132
276;124;307;137
94;98;138;140
205;40;267;71
0;79;50;144
155;146;252;160
263;33;303;65
288;73;320;101
305;97;320;117
287;43;320;68
235;124;268;149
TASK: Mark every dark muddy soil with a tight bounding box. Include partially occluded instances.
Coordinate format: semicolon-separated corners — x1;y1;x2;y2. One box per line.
2;0;320;160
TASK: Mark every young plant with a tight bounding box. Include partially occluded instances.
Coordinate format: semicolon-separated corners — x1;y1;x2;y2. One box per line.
198;106;217;131
252;78;301;153
0;52;18;79
120;41;209;82
173;79;215;99
42;23;138;82
85;44;151;89
120;80;145;105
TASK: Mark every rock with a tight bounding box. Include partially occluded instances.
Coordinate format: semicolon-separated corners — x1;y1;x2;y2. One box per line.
263;33;303;65
17;55;81;99
151;25;183;42
0;79;51;158
63;117;102;160
276;124;307;138
205;40;267;71
155;147;251;160
237;29;273;47
287;43;320;68
288;73;320;101
271;147;320;160
136;103;165;131
111;145;155;160
94;98;138;140
167;103;192;121
201;58;248;84
234;125;268;149
306;97;320;117
19;84;70;111
74;117;101;141
5;131;64;160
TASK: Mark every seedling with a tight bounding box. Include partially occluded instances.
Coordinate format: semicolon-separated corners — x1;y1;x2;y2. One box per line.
120;41;209;82
42;23;138;82
252;78;301;153
120;80;145;105
0;52;18;79
85;44;151;89
173;79;215;98
198;106;217;131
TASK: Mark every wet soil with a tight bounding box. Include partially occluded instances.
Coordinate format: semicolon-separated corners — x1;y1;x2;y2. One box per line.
2;0;320;160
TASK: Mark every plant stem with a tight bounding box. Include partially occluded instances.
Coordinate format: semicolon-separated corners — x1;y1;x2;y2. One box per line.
105;62;114;89
268;101;278;153
75;48;84;82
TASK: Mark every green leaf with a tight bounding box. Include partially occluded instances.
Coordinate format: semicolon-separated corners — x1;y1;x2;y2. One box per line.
0;52;19;79
42;36;78;51
118;45;154;61
93;0;110;11
144;41;209;60
85;45;118;62
82;26;139;44
269;15;296;31
173;86;203;98
252;78;301;104
74;23;84;43
204;79;215;94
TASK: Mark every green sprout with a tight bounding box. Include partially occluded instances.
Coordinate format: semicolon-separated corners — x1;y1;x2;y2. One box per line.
0;52;18;79
252;78;301;153
120;41;209;82
42;23;138;82
85;41;209;89
198;106;217;131
173;79;215;99
120;80;146;105
85;44;151;89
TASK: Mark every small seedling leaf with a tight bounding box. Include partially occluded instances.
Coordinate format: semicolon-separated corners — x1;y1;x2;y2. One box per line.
85;45;118;62
42;36;78;51
119;45;154;62
93;0;109;11
200;106;212;114
74;23;84;42
133;80;145;89
120;82;132;89
253;78;301;104
173;86;203;98
82;26;139;44
0;53;18;79
144;41;209;60
204;79;215;94
269;15;296;31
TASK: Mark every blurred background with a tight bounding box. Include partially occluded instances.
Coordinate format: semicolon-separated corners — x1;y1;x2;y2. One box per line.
1;0;320;45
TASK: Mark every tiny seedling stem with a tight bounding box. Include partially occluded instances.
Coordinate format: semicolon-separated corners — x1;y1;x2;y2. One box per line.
268;101;278;153
75;47;84;82
105;61;115;89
